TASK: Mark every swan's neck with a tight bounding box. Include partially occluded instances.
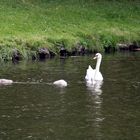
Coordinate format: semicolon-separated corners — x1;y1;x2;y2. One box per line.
95;57;102;72
93;57;101;81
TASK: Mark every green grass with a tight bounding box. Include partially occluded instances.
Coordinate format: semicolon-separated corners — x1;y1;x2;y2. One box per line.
0;0;140;60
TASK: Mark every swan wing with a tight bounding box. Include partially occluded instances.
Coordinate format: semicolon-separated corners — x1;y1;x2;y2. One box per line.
85;65;95;81
85;65;103;81
94;72;103;81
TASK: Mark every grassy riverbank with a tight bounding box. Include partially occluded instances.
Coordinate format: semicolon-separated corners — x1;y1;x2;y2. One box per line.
0;0;140;60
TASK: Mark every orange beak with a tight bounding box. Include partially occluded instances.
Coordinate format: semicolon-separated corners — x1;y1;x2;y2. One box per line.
93;56;97;59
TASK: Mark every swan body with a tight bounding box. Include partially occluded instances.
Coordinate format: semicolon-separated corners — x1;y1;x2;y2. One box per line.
85;53;103;84
0;79;13;84
53;79;67;87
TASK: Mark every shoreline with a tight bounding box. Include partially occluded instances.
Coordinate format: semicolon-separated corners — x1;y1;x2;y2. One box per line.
1;39;139;62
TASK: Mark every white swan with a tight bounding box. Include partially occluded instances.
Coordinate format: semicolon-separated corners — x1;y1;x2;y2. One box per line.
53;79;67;87
85;53;103;84
0;79;13;85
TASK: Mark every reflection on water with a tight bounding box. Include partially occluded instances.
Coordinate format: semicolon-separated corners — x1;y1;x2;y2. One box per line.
0;52;140;139
86;80;103;140
86;80;103;95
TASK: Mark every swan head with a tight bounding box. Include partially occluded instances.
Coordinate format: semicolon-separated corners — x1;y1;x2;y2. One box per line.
93;53;102;60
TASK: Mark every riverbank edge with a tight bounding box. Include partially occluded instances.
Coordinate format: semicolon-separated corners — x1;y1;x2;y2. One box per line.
0;38;140;62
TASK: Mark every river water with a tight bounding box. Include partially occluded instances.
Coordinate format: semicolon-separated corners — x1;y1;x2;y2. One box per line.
0;52;140;140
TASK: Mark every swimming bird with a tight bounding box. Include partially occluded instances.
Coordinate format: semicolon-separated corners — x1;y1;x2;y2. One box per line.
53;79;67;87
0;79;13;85
85;53;103;84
